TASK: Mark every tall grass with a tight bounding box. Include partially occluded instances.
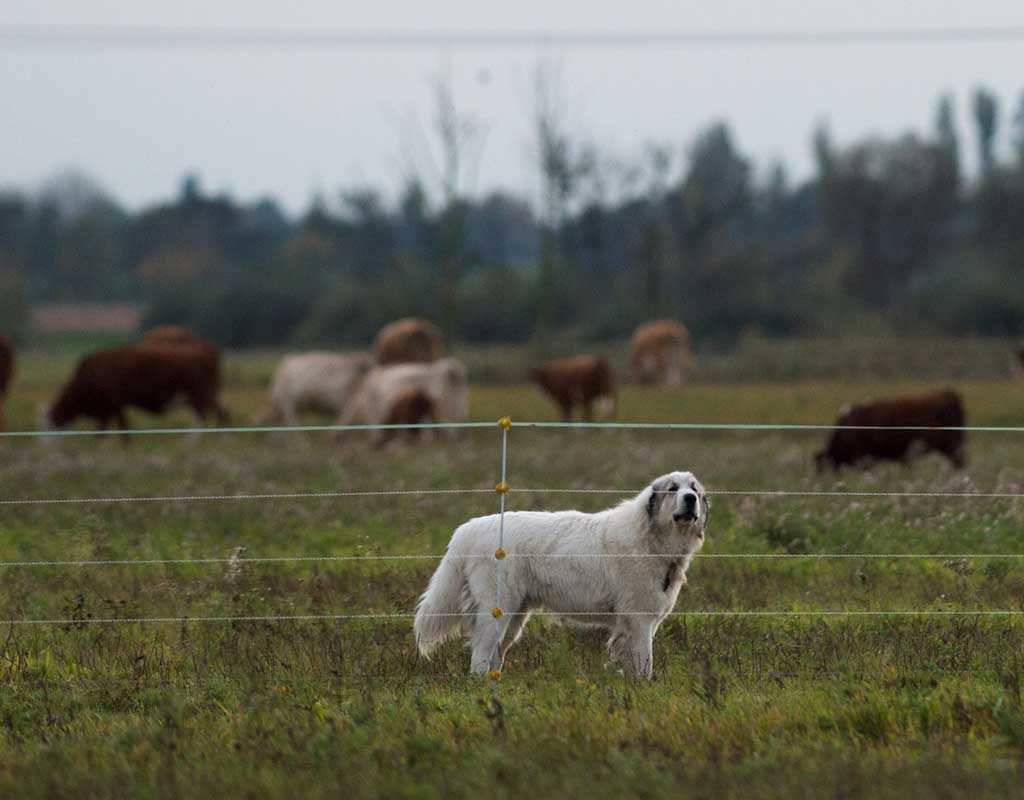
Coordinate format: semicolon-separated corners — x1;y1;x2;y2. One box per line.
2;348;1024;797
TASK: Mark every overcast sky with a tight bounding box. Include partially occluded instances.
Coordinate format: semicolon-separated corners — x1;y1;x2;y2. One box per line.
3;1;1024;214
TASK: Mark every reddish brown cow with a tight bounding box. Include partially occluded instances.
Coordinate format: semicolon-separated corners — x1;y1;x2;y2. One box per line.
375;387;438;448
137;326;229;423
46;345;229;433
815;390;965;470
0;334;14;431
374;318;443;365
531;355;617;422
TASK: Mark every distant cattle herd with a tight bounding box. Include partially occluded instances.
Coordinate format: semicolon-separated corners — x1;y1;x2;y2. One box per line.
0;319;1001;469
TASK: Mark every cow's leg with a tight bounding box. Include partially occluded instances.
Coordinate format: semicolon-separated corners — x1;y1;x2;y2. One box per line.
280;400;300;428
113;411;131;444
582;401;593;423
950;447;966;469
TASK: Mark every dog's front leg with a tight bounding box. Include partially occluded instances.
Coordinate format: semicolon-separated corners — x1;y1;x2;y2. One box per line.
469;613;501;675
607;619;656;680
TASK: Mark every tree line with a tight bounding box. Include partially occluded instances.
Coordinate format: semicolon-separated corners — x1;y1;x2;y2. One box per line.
1;85;1023;348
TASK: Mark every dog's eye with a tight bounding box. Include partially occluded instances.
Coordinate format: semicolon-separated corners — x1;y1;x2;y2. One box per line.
667;483;678;493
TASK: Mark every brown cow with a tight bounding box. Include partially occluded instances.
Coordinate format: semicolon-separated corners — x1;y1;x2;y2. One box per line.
375;387;439;449
374;318;443;365
631;320;691;386
137;326;229;423
0;334;14;431
531;355;617;422
815;390;965;471
45;344;229;434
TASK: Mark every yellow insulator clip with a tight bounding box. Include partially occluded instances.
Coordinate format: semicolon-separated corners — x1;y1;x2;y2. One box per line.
498;416;512;430
491;607;504;619
494;547;506;560
495;482;510;494
488;668;501;681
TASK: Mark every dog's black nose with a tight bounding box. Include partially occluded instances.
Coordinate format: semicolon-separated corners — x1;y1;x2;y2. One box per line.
683;493;697;509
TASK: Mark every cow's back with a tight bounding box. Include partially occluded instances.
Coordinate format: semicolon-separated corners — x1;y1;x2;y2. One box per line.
50;345;224;427
374;318;443;365
272;352;372;414
822;391;965;467
342;358;468;426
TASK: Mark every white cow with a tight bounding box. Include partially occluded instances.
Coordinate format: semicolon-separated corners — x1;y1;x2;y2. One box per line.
338;357;469;436
261;352;373;426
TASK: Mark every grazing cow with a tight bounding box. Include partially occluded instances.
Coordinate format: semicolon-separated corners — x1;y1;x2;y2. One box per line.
631;320;692;386
137;326;229;423
44;345;229;433
375;387;439;449
531;355;617;422
0;334;13;431
261;352;373;426
374;318;443;365
815;390;966;470
338;357;469;440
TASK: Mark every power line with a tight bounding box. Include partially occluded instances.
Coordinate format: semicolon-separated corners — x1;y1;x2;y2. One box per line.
0;487;493;506
3;419;1022;439
1;25;1023;50
1;486;1020;507
1;552;1023;568
7;609;1024;627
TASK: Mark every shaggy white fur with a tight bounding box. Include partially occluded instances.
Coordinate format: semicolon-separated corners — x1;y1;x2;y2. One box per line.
414;471;709;679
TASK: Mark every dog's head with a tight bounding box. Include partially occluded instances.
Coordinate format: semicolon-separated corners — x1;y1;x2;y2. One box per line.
645;471;709;544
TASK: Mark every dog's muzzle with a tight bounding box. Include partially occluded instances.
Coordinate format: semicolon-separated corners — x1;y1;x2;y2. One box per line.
673;493;699;523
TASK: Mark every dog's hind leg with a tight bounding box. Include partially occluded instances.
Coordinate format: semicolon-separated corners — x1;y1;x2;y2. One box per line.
498;609;531;662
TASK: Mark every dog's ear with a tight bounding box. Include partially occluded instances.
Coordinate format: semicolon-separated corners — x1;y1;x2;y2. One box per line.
646;478;667;519
702;495;711;529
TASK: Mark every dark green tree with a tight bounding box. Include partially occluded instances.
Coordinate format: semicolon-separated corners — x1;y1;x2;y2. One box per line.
934;93;960;182
973;88;999;177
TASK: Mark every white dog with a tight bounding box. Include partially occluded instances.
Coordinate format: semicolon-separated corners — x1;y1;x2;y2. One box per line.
414;471;709;679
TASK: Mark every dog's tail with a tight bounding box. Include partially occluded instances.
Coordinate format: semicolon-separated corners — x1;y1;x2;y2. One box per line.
414;552;467;658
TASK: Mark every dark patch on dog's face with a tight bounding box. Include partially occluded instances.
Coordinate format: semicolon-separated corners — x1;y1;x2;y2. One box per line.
646;476;678;519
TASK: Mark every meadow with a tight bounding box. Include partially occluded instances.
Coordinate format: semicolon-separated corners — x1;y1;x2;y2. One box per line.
2;343;1024;798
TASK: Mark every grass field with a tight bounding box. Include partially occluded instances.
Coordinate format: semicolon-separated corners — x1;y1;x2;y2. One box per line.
3;349;1024;797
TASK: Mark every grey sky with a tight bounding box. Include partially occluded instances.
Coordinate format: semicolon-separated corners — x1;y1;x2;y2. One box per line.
3;1;1023;214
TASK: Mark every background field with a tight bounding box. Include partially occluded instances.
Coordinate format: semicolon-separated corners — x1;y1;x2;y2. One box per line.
3;344;1024;798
